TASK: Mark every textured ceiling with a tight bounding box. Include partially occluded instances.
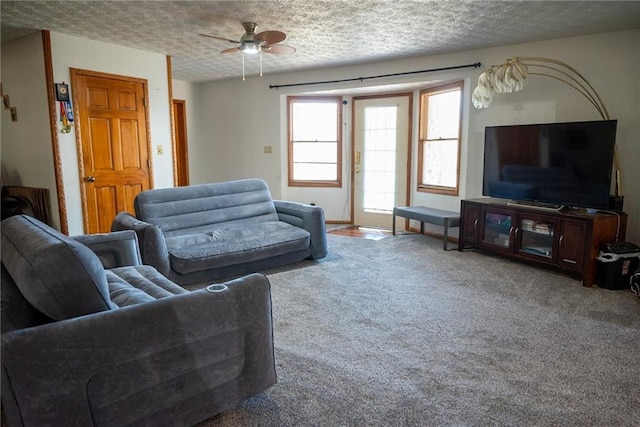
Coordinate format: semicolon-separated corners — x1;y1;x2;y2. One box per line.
2;1;640;82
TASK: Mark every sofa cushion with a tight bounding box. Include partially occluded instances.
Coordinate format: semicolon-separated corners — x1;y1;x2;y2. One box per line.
106;271;156;307
0;215;116;320
166;221;310;274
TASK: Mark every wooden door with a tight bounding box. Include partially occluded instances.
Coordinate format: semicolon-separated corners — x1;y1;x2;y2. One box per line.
72;69;151;233
173;99;189;186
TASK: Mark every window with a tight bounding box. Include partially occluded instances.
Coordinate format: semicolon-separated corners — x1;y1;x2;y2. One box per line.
288;96;342;187
418;81;463;195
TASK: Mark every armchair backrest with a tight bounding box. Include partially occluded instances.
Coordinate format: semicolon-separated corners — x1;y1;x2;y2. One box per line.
1;266;54;333
1;215;116;323
133;178;280;237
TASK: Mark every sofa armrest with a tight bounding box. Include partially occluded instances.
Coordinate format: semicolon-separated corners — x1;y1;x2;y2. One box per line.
273;200;327;259
72;230;142;268
1;273;276;426
111;212;171;277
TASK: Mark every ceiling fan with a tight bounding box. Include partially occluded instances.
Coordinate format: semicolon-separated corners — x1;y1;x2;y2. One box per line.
199;22;296;56
199;22;295;80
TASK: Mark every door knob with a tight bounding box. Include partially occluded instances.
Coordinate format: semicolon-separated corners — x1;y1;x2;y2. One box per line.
85;176;96;182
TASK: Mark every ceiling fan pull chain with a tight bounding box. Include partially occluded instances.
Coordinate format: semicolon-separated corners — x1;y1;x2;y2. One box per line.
242;53;246;81
260;52;263;77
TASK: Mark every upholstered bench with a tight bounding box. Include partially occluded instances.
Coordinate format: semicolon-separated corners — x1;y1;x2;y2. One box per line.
392;206;460;250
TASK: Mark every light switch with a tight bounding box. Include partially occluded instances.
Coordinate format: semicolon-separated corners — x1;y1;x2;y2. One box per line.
157;145;164;155
264;146;272;154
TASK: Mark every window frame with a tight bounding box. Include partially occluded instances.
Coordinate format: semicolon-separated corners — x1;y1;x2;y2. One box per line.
287;96;342;188
417;81;463;196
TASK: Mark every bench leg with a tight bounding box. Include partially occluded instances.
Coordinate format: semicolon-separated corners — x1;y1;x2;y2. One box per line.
420;222;424;234
443;220;449;250
392;214;396;235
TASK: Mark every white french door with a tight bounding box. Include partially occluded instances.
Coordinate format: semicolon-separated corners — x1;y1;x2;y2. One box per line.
353;95;411;228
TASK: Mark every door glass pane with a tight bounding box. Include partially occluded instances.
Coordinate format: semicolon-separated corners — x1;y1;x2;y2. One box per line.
519;217;554;258
363;105;397;213
483;212;512;247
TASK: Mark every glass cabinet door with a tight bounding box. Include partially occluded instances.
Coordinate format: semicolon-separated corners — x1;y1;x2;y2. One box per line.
481;211;513;248
518;216;556;259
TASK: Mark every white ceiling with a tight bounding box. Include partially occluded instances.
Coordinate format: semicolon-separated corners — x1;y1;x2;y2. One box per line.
2;1;639;83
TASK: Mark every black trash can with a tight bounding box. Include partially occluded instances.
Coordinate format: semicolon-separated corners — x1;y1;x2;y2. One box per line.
596;242;640;290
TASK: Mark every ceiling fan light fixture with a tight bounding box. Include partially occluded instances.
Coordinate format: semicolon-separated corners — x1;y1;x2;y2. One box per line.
241;41;260;54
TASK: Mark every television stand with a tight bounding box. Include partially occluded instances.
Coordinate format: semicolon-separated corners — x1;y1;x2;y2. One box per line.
507;199;565;211
459;198;627;287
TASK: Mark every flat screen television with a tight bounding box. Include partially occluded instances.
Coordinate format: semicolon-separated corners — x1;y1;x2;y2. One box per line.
482;120;617;210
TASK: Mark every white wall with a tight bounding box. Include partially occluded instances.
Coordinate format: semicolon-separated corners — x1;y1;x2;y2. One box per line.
3;29;638;241
0;33;61;228
196;29;640;242
49;32;173;234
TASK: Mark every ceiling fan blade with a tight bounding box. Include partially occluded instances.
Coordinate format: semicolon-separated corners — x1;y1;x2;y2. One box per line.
262;44;296;55
221;47;241;54
198;33;240;44
255;30;286;45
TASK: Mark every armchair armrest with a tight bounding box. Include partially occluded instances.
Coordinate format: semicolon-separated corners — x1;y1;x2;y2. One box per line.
273;200;327;259
1;273;276;426
111;212;171;277
72;230;142;268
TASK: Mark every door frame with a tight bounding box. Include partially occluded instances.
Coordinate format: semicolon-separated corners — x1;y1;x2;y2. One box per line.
70;68;153;232
42;30;69;234
350;92;413;227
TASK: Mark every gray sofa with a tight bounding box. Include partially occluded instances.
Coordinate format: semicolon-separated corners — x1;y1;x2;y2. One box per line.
1;215;276;426
112;178;327;285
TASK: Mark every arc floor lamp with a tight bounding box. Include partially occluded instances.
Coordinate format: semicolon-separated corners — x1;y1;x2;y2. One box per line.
471;56;621;196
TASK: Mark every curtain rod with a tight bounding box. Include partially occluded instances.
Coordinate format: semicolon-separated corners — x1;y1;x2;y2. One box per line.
269;62;482;89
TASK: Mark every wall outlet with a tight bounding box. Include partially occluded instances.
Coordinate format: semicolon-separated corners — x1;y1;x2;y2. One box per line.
263;145;272;154
157;145;164;155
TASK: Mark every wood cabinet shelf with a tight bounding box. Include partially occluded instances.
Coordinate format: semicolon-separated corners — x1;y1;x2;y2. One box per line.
458;198;627;287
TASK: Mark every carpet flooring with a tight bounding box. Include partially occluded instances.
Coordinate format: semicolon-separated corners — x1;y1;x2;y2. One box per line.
199;233;640;426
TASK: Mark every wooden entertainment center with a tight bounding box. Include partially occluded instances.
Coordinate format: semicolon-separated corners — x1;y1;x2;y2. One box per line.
458;198;627;287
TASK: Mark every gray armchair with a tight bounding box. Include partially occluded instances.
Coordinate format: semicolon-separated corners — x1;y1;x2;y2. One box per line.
1;215;276;426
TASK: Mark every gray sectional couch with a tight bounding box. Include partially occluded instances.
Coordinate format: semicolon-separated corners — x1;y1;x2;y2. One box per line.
1;214;277;426
112;178;328;285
